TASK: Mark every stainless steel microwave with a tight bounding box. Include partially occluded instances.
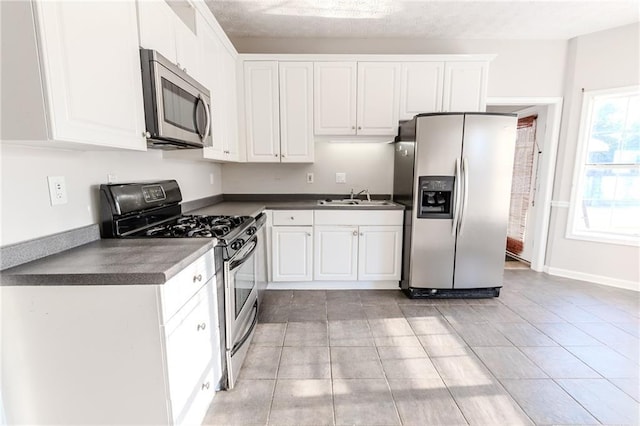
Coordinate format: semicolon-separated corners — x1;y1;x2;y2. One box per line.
140;48;212;149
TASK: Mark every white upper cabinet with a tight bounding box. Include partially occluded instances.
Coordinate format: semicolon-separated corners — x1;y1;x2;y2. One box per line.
137;0;177;63
222;49;240;161
442;61;488;112
1;1;146;150
137;0;198;77
314;62;399;136
356;62;401;135
314;62;358;135
243;61;314;163
279;62;314;163
244;61;280;162
399;62;444;120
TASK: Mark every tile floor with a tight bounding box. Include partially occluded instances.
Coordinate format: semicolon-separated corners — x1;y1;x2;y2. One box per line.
203;269;640;425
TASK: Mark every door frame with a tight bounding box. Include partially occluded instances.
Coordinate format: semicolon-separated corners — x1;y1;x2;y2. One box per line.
486;97;563;272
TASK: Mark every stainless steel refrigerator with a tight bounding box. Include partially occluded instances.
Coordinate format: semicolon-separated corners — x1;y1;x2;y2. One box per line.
393;113;517;298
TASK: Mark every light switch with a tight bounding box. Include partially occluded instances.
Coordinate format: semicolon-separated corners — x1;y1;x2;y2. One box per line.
335;172;346;184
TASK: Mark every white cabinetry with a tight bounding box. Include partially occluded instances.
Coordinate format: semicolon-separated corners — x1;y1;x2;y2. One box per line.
313;210;403;281
137;0;198;76
314;226;359;280
271;211;313;282
442;61;488;112
1;1;146;150
244;61;280;161
399;62;444;120
1;250;220;425
314;62;400;136
244;62;314;163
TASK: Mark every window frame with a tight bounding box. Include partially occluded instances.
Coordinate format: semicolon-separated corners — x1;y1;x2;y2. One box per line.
567;85;640;247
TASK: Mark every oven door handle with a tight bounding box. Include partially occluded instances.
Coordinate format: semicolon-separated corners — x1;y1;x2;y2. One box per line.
229;238;258;270
231;300;258;356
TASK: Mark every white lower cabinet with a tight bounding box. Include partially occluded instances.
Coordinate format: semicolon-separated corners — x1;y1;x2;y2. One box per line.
272;226;313;281
313;226;359;281
1;250;220;425
358;226;403;280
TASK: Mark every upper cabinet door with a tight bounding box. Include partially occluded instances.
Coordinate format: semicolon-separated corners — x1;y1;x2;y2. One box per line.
223;49;240;161
314;62;357;135
279;62;314;163
399;62;444;120
356;62;400;136
173;18;199;77
442;61;488;112
244;61;280;162
35;1;145;150
137;0;177;63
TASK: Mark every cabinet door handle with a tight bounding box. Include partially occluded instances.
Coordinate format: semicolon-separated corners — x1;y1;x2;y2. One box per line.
351;126;356;130
197;322;207;331
358;126;362;130
193;274;203;283
352;230;358;236
306;232;311;237
360;232;364;236
274;154;279;157
202;382;210;390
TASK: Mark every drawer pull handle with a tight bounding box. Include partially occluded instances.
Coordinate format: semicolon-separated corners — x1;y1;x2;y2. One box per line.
197;323;207;331
193;274;203;283
290;216;294;220
202;382;210;390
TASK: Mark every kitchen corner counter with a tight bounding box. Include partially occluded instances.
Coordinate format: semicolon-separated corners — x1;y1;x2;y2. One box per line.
0;238;215;286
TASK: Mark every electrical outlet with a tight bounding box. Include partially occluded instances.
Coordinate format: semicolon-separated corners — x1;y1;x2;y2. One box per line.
107;174;118;183
47;176;68;206
306;172;314;184
335;172;346;184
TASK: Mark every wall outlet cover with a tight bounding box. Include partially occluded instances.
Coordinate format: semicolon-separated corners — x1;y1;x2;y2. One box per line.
306;172;314;184
47;176;68;206
335;172;346;184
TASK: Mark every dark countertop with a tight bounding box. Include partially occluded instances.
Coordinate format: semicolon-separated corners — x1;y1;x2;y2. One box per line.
0;238;215;286
189;199;404;217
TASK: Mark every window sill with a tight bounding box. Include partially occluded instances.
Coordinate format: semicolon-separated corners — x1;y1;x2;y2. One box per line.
565;231;640;247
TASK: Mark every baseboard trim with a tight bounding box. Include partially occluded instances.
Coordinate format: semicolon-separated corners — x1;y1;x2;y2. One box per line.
267;281;400;290
545;266;639;292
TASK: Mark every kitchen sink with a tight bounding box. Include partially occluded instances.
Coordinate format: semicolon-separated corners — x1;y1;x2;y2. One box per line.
317;199;395;206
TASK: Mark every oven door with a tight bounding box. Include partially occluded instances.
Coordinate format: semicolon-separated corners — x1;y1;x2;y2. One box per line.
151;60;211;148
223;235;259;389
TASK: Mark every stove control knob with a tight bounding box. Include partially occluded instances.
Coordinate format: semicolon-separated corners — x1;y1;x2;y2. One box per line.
231;239;244;250
246;226;257;236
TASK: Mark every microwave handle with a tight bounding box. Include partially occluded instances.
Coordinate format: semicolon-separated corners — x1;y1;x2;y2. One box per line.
195;95;206;140
203;99;211;142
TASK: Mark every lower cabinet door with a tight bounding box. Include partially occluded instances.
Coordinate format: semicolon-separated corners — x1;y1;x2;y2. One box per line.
272;226;313;281
358;226;402;280
313;226;358;281
164;282;214;424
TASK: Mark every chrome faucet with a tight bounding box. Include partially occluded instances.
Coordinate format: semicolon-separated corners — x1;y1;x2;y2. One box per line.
351;188;371;201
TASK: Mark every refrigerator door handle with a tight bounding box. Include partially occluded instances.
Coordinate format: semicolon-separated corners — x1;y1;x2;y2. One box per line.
459;156;470;234
452;158;462;236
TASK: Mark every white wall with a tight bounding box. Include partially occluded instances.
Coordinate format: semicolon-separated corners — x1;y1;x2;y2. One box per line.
546;23;640;289
222;141;394;194
0;145;222;246
231;37;568;98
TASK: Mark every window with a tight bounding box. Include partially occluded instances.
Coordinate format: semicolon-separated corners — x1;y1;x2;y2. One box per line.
568;86;640;245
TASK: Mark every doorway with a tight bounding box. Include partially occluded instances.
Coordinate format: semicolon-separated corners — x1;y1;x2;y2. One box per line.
486;97;563;272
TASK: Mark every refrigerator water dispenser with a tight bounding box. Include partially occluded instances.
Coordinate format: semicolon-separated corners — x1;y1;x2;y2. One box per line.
417;176;454;219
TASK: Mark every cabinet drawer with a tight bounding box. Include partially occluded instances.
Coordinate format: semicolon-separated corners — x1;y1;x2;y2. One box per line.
272;210;313;226
162;249;215;322
165;282;215;423
314;210;403;226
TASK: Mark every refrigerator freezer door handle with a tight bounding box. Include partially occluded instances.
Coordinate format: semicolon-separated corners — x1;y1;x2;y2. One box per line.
459;156;470;234
452;158;462;236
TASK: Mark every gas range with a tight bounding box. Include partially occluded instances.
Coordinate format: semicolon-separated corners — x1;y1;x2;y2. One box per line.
99;180;259;258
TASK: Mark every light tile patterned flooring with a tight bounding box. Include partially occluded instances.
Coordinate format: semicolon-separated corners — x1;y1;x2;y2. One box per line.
203;270;640;425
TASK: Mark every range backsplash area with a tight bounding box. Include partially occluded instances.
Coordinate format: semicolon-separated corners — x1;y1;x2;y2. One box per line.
0;144;222;246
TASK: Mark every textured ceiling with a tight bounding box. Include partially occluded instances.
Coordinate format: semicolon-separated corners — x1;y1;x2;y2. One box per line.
205;0;640;40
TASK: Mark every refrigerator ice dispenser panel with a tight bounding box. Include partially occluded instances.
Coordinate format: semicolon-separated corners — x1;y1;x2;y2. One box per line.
417;176;454;219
